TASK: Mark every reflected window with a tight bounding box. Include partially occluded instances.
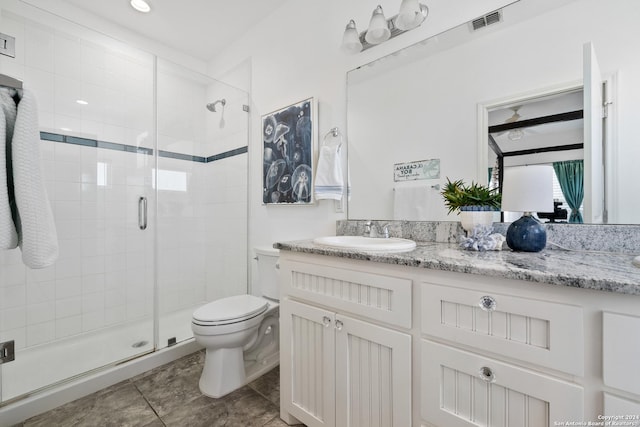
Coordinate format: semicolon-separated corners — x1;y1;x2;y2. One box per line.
97;162;108;187
152;169;187;192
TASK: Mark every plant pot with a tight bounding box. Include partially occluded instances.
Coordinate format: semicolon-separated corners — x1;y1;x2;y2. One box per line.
459;209;497;233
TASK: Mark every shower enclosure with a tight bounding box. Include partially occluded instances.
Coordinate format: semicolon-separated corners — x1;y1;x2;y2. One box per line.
0;1;249;407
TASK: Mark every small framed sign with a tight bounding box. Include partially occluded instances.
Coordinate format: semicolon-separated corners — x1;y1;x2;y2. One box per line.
394;159;440;182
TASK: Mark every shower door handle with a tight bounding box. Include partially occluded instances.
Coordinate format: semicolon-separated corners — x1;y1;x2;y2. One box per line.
138;196;148;230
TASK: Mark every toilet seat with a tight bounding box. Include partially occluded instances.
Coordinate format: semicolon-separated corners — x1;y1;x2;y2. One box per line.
193;294;269;327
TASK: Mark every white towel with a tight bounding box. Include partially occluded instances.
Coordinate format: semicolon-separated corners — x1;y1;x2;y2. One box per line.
393;185;430;220
11;88;58;268
314;145;344;201
0;89;18;249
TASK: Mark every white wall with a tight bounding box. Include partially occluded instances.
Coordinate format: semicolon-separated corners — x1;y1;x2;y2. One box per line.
207;0;515;268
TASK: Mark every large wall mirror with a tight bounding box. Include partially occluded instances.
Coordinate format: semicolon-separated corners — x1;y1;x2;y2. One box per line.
347;0;640;224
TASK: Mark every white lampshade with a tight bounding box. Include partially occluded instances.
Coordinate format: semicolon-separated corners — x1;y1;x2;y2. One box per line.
365;5;390;45
341;20;363;54
501;165;554;213
395;0;428;31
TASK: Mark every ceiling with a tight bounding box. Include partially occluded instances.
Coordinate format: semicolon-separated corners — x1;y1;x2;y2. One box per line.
59;0;288;60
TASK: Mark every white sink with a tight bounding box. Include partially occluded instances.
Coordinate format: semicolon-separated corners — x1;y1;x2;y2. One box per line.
313;236;417;253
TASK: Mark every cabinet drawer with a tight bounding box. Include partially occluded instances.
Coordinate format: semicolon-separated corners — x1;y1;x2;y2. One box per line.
603;312;640;395
282;260;412;328
421;340;583;427
421;282;584;376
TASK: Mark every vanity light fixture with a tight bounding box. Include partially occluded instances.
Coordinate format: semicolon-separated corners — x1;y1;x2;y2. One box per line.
130;0;151;13
502;165;554;252
341;1;429;54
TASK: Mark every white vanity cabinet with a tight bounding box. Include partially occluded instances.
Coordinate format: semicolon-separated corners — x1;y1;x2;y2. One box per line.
279;255;413;427
278;249;640;427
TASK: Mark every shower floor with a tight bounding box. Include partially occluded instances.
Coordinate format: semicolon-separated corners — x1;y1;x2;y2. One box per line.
2;306;198;402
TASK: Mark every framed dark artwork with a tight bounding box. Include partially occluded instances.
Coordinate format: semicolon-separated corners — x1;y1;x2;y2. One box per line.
262;97;314;204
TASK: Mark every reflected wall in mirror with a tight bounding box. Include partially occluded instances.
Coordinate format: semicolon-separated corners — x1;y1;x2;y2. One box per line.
347;0;640;224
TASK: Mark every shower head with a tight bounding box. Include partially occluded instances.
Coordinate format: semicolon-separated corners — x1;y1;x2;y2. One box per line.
206;99;226;112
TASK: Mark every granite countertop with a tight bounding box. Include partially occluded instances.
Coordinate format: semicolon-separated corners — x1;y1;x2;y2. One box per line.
274;240;640;296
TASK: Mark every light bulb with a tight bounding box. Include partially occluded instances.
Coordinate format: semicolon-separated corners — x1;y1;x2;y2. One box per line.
365;5;390;45
396;0;428;31
341;20;363;54
130;0;151;13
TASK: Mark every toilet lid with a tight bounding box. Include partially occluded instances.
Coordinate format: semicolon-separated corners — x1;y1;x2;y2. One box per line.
193;295;269;324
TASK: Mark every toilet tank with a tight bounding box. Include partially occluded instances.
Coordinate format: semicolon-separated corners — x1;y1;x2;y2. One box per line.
254;246;280;300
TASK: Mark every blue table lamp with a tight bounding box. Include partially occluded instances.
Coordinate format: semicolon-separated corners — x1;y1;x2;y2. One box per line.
502;165;554;252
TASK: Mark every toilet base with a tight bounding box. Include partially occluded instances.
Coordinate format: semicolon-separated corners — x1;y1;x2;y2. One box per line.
199;347;245;398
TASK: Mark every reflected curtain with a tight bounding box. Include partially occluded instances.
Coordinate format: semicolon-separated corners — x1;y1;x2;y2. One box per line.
553;160;584;223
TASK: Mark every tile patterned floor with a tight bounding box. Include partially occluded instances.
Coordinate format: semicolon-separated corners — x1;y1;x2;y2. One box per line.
17;351;302;427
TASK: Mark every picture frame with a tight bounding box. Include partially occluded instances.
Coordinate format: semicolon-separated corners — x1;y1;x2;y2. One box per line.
262;97;315;204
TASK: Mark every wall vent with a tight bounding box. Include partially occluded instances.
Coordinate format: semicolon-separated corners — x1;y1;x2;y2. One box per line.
470;10;502;31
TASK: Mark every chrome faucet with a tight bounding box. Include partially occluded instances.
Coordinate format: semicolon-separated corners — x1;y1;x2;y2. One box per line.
364;221;390;238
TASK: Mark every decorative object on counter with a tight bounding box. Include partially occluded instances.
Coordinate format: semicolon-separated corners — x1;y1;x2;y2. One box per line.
441;178;501;233
502;165;554;252
340;1;429;54
459;224;505;251
262;98;314;204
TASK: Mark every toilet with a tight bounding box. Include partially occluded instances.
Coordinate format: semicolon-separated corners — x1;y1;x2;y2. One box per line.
191;247;280;398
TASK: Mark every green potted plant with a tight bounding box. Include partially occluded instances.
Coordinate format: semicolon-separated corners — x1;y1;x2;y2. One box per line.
441;178;501;232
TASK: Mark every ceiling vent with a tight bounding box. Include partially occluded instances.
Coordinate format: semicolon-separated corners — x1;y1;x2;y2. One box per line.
470;10;502;31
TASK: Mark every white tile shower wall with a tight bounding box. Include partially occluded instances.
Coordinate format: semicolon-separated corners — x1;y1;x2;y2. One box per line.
157;70;207;156
156;158;208;315
0;11;156;349
205;154;248;301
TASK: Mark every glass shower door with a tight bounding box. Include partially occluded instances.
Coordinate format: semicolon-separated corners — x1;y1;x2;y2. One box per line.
0;5;156;403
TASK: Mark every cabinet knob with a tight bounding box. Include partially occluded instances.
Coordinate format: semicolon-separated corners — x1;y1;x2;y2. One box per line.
322;316;332;328
478;366;496;383
478;295;497;311
335;320;343;331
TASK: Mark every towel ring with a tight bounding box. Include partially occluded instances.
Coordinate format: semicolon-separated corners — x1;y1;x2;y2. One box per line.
322;127;343;152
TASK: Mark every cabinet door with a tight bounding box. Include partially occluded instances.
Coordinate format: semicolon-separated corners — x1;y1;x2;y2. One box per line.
603;312;640;395
421;340;583;427
604;393;640;418
281;299;336;427
335;314;412;427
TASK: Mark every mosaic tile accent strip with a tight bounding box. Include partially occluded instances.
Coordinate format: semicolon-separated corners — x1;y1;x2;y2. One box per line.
39;131;246;164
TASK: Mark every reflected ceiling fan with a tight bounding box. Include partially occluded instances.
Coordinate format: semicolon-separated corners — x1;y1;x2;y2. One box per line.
496;106;533;141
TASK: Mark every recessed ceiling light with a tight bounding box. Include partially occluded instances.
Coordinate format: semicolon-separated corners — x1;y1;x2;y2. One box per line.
60;127;72;132
76;99;89;105
130;0;151;13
